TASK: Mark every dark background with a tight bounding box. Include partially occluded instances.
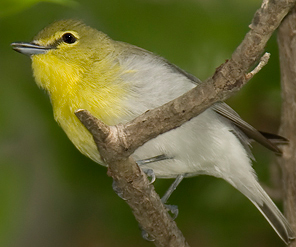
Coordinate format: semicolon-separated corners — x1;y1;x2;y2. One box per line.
0;0;285;246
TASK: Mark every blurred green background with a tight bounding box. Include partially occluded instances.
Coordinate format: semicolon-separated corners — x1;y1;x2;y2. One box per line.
0;0;286;246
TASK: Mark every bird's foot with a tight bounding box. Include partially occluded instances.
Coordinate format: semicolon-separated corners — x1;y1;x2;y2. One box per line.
164;204;179;220
142;168;156;184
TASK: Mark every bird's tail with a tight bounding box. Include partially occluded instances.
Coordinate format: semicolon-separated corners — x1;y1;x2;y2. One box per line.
249;185;295;245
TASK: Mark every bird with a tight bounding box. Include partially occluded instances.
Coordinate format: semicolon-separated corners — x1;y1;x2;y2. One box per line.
11;19;295;244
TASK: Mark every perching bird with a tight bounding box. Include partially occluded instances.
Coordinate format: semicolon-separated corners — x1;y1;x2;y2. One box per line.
11;19;295;244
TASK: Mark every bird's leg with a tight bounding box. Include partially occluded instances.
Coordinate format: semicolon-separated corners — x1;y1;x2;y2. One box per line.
137;154;169;165
140;174;186;242
161;174;185;204
137;155;185;218
161;174;185;219
137;155;184;241
137;154;171;184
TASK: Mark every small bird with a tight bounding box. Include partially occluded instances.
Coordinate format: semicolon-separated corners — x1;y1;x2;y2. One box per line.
11;19;295;244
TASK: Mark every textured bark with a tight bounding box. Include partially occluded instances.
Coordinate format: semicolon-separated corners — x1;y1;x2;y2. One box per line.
75;110;190;247
278;7;296;247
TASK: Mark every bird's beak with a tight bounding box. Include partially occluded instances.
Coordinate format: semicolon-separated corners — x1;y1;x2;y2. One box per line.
11;42;52;56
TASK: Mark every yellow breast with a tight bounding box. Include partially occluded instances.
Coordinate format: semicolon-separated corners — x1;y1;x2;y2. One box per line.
31;53;129;165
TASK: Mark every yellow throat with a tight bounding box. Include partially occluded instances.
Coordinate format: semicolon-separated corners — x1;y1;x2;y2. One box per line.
29;20;130;164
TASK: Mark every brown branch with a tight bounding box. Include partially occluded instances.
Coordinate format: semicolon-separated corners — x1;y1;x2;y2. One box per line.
277;7;296;247
75;1;296;246
75;109;190;247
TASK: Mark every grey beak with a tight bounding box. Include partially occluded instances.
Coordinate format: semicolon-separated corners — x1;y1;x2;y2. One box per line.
11;42;52;56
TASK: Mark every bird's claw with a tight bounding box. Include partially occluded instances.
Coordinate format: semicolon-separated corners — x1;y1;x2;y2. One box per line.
164;204;179;220
141;228;155;241
143;168;156;184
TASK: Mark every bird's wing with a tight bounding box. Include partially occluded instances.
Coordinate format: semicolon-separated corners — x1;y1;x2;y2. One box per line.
211;103;282;154
125;45;285;155
164;58;285;155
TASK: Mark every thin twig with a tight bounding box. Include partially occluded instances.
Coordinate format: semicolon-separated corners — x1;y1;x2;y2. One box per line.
245;52;271;80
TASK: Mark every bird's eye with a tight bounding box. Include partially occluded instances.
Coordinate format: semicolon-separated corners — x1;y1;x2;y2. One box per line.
62;33;77;44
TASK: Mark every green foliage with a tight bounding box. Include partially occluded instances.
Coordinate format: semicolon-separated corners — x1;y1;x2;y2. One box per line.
0;0;77;18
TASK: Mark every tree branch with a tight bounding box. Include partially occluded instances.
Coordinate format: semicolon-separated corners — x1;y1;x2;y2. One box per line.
75;109;190;247
277;6;296;247
75;1;296;246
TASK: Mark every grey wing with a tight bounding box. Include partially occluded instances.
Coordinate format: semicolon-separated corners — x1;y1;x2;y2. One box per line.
127;45;284;155
167;61;202;85
164;59;284;155
212;103;282;154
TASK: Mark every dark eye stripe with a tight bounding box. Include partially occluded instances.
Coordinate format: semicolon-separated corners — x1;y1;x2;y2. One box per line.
45;32;78;49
